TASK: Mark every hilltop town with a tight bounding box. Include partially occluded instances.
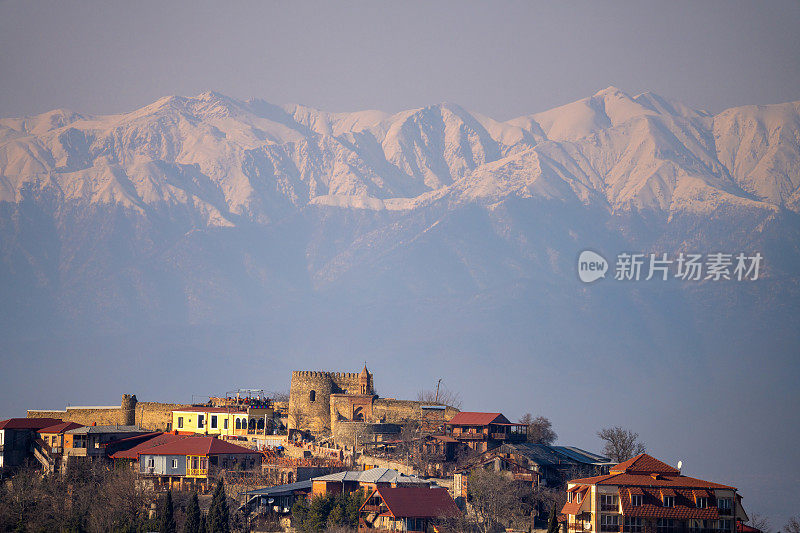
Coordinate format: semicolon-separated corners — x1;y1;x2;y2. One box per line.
1;366;758;533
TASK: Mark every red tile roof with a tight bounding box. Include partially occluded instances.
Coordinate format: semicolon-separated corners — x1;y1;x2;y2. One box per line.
136;436;258;456
448;412;510;426
38;422;83;434
611;454;680;475
110;433;189;460
0;418;63;430
608;473;733;489
561;486;589;516
620;488;721;519
563;455;739;519
366;487;460;519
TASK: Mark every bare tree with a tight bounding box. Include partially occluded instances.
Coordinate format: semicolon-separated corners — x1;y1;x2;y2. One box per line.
520;414;558;445
288;407;305;431
271;390;290;402
417;382;462;409
784;516;800;533
468;468;534;533
749;513;772;533
597;426;646;463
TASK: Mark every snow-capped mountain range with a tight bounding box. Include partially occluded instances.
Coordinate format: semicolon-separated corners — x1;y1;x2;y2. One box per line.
1;87;798;341
2;86;798;228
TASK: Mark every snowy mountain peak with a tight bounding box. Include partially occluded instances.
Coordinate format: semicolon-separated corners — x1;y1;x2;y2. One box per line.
0;88;798;227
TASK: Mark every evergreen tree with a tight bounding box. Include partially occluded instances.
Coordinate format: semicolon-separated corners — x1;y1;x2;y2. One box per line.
208;480;230;533
159;490;177;533
547;505;560;533
183;493;202;533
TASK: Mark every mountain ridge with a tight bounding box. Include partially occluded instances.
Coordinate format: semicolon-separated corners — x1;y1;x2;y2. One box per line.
2;87;798;226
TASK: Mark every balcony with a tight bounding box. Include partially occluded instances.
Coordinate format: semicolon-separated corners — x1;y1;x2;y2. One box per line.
490;432;509;440
362;505;384;513
186;467;209;478
454;433;485;440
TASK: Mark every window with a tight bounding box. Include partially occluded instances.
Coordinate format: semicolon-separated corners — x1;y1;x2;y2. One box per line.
719;520;732;531
567;492;574;503
198;415;205;429
257;419;264;429
211;415;218;429
235;419;241;430
601;494;619;511
576;493;582;503
658;519;675;533
631;494;643;506
718;498;732;515
696;497;708;509
147;458;154;468
624;517;643;533
171;459;178;469
663;496;675;508
309;390;316;402
600;514;620;532
224;419;228;430
177;417;183;429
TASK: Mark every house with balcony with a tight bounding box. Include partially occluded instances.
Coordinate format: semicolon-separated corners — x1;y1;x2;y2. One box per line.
358;486;461;532
172;404;274;440
63;425;152;461
0;417;63;471
447;412;526;453
136;435;262;491
561;454;748;533
33;421;83;473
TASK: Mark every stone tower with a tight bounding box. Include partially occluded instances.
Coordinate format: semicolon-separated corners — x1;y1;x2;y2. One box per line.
121;394;138;426
359;363;373;395
288;370;367;433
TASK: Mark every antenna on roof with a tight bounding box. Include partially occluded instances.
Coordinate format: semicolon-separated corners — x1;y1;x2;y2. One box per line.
677;460;682;472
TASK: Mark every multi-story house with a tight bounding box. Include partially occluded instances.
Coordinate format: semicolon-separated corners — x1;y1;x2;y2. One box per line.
172;404;274;440
358;486;461;532
34;421;83;473
0;418;63;470
136;435;262;491
63;425;152;461
562;454;748;533
447;412;527;453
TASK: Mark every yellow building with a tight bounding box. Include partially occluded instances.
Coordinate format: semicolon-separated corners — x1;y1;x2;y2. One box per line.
172;405;273;439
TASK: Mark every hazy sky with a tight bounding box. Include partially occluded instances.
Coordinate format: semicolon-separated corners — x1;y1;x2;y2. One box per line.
1;1;799;120
1;1;799;528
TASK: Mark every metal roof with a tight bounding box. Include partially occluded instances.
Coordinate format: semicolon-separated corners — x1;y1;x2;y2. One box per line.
66;425;148;435
244;480;313;497
500;443;611;466
313;468;429;484
552;446;613;465
502;443;570;465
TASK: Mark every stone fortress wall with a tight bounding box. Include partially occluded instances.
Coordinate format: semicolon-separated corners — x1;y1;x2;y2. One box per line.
28;394;190;431
289;367;460;444
288;371;363;433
